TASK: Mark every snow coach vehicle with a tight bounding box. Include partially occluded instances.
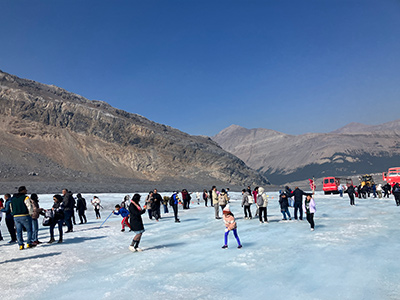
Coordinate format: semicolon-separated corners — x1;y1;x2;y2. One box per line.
322;177;353;195
382;167;400;185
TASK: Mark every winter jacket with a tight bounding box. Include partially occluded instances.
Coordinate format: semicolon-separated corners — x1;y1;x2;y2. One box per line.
153;193;162;210
114;207;130;218
218;192;229;206
52;201;65;222
10;193;31;217
252;190;258;204
1;199;14;220
223;213;237;231
347;185;355;195
76;196;87;212
241;192;252;206
91;198;101;210
291;188;310;203
257;187;268;207
302;198;316;214
279;193;289;210
63;191;75;211
129;202;146;231
212;190;218;205
31;198;44;220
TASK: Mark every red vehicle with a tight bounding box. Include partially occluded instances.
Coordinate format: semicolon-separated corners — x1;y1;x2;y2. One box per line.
382;167;400;185
323;177;353;195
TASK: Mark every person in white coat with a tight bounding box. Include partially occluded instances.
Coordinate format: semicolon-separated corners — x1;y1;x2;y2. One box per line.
303;195;316;231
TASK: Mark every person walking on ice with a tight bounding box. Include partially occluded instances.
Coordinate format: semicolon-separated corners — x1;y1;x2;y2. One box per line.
221;205;242;249
303;194;316;231
113;204;131;232
128;194;147;252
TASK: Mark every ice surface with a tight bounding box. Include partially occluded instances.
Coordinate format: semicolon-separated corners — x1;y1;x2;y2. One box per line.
1;192;399;300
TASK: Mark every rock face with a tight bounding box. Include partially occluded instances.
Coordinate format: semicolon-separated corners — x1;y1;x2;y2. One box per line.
213;124;400;184
0;70;269;192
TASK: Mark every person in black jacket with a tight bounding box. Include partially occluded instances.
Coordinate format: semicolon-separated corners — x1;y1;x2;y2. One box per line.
62;189;74;233
76;193;87;224
290;187;311;220
279;192;291;220
48;195;64;244
393;183;400;206
347;185;356;206
128;194;147;252
152;189;162;221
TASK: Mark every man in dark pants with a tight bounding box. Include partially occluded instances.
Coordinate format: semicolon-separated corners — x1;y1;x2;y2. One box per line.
170;191;180;223
290;187;311;220
152;189;162;221
347;185;356;206
62;189;74;233
1;193;17;243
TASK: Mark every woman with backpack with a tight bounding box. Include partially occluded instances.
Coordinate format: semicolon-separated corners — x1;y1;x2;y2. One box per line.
30;193;44;245
218;189;229;212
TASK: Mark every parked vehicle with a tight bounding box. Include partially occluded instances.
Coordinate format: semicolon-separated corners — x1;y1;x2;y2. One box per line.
382;167;400;185
323;177;353;195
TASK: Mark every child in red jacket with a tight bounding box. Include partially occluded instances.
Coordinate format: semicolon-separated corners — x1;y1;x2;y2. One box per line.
113;204;131;232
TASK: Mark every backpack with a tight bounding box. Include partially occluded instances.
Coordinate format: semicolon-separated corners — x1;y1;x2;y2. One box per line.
257;195;264;207
247;194;254;204
25;197;34;216
169;195;176;206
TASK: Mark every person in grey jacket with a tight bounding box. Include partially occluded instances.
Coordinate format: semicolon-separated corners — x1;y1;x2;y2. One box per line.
241;189;252;219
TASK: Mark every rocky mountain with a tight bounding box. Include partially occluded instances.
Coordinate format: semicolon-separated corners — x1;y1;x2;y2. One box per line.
212;124;400;185
0;70;269;193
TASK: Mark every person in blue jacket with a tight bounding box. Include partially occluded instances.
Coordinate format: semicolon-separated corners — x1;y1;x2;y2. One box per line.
113;204;131;232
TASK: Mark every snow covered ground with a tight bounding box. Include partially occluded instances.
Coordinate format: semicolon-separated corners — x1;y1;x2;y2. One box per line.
1;191;400;300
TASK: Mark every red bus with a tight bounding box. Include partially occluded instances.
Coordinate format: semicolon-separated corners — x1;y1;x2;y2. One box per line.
382;167;400;185
323;177;353;195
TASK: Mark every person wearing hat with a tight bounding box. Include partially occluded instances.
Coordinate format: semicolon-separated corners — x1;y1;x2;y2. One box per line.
221;205;242;249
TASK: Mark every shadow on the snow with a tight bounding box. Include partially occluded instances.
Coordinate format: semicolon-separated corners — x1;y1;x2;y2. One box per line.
144;242;186;251
181;218;200;222
62;236;107;244
0;252;62;265
79;226;110;232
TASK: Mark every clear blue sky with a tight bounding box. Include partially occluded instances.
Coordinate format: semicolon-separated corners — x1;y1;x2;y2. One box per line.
1;0;399;136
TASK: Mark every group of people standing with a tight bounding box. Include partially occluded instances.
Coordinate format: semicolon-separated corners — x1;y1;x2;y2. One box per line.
0;186;106;250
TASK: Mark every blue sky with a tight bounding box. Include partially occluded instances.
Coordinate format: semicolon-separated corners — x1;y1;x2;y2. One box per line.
1;0;399;136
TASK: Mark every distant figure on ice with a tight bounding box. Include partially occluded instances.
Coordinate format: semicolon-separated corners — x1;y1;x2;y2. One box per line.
91;196;102;219
152;189;162;221
181;189;191;209
338;185;344;197
62;189;75;232
253;187;259;217
145;191;154;219
376;184;383;199
257;187;268;224
1;193;17;243
279;191;291;220
221;205;242;249
241;189;253;219
212;186;221;219
347;185;356;206
290;187;311;220
128;194;147;252
121;195;130;208
76;193;87;224
383;183;391;198
113;204;131;231
169;191;180;223
303;194;316;231
203;189;209;207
